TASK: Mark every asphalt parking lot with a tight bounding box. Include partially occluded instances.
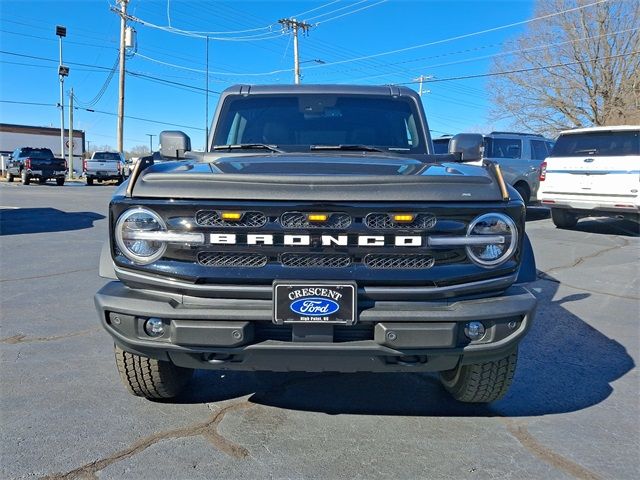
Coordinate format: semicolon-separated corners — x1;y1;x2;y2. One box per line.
1;181;638;480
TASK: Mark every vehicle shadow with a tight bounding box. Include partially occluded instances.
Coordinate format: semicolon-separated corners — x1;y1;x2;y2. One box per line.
0;207;105;236
175;271;634;417
572;217;639;237
525;206;550;222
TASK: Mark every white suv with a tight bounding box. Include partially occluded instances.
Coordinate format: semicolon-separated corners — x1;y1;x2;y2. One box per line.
539;126;640;228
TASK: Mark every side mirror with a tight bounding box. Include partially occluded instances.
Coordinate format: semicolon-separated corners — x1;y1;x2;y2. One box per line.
159;130;191;159
449;133;484;161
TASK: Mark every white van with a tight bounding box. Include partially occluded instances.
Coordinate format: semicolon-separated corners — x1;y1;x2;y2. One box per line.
539;126;639;228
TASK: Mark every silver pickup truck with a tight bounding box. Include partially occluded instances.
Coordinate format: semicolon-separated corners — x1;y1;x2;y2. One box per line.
83;151;125;185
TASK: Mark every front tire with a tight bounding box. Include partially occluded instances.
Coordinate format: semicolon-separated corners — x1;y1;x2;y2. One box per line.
86;177;93;186
551;208;578;229
514;183;530;204
114;345;193;399
56;177;65;186
5;170;14;182
440;350;518;403
21;170;30;185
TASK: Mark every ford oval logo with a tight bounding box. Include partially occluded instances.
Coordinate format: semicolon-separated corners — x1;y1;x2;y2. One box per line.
290;297;340;316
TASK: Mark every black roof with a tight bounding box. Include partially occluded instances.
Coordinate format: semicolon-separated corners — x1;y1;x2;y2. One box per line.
489;131;544;137
222;84;418;97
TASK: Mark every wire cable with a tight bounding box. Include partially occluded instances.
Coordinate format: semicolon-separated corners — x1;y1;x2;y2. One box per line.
0;99;205;130
314;0;388;25
393;50;640;85
300;0;612;71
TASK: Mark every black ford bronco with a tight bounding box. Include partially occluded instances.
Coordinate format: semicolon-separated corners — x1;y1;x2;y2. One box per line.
95;85;537;403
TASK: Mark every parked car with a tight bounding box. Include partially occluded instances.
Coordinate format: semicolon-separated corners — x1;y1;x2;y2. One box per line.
432;135;452;154
481;132;555;204
4;147;67;186
539;126;640;228
124;157;139;177
84;151;125;185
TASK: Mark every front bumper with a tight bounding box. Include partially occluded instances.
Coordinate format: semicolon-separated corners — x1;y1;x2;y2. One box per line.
95;281;536;373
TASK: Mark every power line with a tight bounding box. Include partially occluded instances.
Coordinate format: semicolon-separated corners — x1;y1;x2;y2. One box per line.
0;99;205;131
311;0;388;25
0;49;221;95
123;11;285;41
291;1;342;18
120;0;612;80
394;51;640;85
304;0;373;21
345;26;640;84
299;0;612;72
73;55;120;107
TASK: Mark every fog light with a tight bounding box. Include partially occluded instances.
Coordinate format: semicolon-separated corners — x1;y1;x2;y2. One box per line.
144;318;165;337
464;321;486;340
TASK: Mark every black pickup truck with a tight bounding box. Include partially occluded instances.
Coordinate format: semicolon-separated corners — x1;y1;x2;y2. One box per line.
95;85;537;403
5;147;67;186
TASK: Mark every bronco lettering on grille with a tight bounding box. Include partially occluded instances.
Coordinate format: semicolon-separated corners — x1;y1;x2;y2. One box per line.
208;234;424;247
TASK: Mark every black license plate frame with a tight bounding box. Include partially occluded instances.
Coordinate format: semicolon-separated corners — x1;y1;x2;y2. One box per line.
273;281;357;325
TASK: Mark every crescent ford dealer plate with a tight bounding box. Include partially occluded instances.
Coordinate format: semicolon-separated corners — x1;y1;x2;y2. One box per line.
273;282;356;325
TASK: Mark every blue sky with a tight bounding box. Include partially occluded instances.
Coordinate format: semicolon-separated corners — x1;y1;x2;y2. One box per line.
0;0;536;151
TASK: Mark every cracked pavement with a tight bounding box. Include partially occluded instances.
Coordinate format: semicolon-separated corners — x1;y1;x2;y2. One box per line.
1;186;638;479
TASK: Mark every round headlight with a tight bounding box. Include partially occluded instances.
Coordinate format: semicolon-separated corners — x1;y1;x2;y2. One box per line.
115;208;167;264
466;213;518;267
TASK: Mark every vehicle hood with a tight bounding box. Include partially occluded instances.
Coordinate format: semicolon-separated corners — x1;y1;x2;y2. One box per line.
131;153;504;201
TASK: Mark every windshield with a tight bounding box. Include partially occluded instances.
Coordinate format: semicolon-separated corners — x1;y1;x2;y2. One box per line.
93;152;121;160
22;148;54;158
550;131;639;157
212;94;426;154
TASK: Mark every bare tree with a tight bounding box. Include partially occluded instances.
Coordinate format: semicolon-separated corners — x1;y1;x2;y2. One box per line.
489;0;640;137
125;145;150;159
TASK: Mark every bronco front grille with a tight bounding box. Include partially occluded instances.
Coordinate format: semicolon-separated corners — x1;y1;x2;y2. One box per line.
197;252;268;268
365;213;436;230
280;212;352;229
195;210;267;228
364;254;435;269
280;253;352;268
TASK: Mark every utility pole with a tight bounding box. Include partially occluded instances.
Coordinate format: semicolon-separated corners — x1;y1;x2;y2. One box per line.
278;18;312;84
68;88;74;180
116;0;129;153
146;134;155;153
205;35;209;150
56;25;68;160
413;75;433;96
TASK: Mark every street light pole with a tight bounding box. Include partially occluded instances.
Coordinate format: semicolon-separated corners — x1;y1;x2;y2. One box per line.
56;25;67;161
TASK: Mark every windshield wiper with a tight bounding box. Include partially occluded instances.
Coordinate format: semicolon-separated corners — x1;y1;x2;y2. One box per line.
310;144;384;153
212;143;283;153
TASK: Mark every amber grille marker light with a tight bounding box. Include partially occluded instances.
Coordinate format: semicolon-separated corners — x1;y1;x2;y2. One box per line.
392;214;415;223
221;212;243;220
307;213;329;222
